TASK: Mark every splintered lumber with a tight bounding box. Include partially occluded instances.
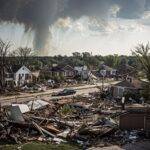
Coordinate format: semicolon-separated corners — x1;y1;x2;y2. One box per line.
31;116;74;128
32;121;55;138
44;124;60;134
57;128;71;138
32;121;45;137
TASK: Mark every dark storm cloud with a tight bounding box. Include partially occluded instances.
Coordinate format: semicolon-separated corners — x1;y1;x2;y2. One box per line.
65;0;114;19
117;0;146;19
0;0;64;53
65;0;150;20
0;0;150;53
145;0;150;10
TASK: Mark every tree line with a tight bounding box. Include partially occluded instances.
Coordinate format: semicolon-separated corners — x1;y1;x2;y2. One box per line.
0;39;150;99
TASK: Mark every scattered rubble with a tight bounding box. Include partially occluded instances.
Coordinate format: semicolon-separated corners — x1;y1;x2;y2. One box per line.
0;91;149;149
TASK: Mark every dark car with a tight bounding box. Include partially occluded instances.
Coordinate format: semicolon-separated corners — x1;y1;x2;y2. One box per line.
52;89;76;96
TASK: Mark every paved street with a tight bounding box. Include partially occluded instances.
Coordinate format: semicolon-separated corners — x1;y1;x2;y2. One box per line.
0;81;118;106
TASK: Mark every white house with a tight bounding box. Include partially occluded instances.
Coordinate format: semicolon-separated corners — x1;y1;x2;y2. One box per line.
110;69;117;76
74;66;89;80
99;64;117;77
14;66;32;86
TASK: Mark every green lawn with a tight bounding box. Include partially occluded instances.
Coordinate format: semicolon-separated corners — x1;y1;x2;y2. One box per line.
0;142;81;150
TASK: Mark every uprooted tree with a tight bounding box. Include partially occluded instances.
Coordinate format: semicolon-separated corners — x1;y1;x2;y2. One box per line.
132;43;150;100
0;39;12;92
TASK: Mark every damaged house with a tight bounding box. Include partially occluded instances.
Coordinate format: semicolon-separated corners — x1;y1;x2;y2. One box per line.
49;65;65;78
14;66;33;86
99;64;117;78
111;77;146;98
62;65;75;79
5;65;39;87
74;66;90;80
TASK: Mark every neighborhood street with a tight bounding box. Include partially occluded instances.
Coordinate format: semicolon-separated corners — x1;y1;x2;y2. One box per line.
0;81;118;106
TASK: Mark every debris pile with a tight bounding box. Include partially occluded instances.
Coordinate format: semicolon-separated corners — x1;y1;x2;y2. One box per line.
0;93;149;148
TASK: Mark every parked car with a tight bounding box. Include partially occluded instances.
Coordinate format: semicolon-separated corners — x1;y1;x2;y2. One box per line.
52;89;76;96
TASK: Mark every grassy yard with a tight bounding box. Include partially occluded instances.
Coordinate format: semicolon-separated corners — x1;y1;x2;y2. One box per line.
0;142;81;150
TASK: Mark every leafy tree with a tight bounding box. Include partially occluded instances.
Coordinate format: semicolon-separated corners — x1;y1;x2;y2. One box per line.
72;52;81;58
82;52;91;58
104;55;115;67
102;54;121;69
132;43;150;100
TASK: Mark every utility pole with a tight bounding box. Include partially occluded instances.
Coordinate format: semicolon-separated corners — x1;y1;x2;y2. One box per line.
102;76;104;91
100;70;106;92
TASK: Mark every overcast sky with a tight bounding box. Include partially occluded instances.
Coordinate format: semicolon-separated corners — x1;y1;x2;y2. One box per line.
1;0;150;56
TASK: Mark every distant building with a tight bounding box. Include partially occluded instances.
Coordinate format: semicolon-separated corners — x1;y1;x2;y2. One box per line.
49;65;65;77
63;65;75;79
111;78;146;98
5;71;14;87
99;64;117;77
5;65;39;87
118;64;136;76
32;71;40;82
74;66;89;80
14;66;33;86
47;65;75;80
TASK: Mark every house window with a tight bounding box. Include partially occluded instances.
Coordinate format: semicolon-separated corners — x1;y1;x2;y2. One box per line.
64;71;66;76
25;74;29;80
118;87;124;97
69;71;73;76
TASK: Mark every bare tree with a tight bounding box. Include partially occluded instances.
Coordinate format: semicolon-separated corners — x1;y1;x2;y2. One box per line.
12;47;34;65
13;47;33;57
0;39;12;91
